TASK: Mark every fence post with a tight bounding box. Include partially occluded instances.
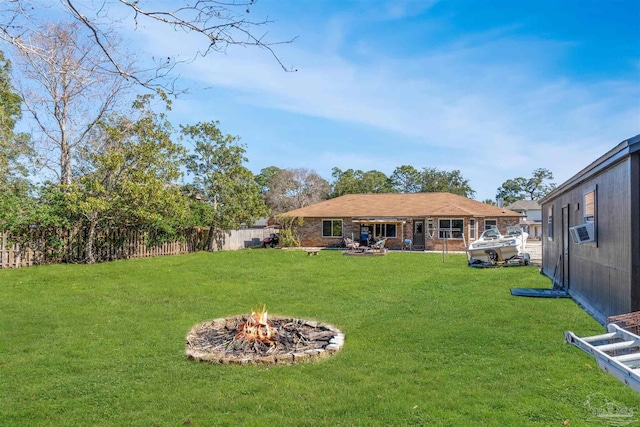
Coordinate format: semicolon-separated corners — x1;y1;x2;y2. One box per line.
1;231;5;269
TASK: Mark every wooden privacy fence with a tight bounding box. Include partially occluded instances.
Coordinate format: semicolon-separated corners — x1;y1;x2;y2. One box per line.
1;226;277;269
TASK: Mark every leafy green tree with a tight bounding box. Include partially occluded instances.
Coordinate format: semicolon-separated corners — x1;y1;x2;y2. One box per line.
482;199;497;206
0;49;34;236
361;170;394;194
496;178;527;205
182;121;268;250
330;168;360;197
0;181;35;233
33;182;74;228
0;50;29;190
390;165;422;193
420;167;475;198
66;94;189;262
496;168;556;204
523;168;556;199
330;168;394;197
1;181;73;264
255;166;282;194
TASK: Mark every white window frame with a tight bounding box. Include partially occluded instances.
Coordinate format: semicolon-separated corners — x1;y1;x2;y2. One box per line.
438;218;464;239
469;219;476;240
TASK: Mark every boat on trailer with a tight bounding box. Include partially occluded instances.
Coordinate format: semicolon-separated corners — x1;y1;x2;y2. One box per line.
467;226;529;267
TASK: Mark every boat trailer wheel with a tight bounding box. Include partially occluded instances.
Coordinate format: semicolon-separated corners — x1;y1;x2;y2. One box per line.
484;249;498;263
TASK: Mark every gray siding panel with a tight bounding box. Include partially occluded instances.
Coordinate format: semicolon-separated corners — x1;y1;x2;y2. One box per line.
609;267;631;315
631;154;640;312
541;157;633;321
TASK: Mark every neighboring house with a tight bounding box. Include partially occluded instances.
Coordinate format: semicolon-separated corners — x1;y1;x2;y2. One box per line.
280;192;523;251
539;134;640;324
506;200;542;239
242;217;268;229
243;217;280;229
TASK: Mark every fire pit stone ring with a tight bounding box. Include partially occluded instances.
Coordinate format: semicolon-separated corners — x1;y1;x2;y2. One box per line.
185;314;345;365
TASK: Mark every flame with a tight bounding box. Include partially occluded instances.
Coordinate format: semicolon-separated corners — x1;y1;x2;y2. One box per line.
236;304;277;344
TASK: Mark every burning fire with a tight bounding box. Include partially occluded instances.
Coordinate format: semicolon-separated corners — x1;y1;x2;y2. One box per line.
236;304;277;344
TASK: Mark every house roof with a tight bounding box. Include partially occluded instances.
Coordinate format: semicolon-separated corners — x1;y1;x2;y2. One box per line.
281;192;523;218
540;134;640;204
252;217;268;227
506;200;541;211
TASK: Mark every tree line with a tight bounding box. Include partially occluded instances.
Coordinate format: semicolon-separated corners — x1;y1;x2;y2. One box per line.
0;9;555;262
1;40;476;258
255;165;476;217
0;20;478;254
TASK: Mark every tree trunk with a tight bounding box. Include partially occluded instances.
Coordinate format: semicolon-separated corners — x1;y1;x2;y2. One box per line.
60;140;72;185
205;227;215;252
85;221;97;263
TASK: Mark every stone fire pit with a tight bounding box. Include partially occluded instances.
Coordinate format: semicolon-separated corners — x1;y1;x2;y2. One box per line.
186;314;345;365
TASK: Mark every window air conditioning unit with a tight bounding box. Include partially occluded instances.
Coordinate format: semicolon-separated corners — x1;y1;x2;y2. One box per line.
569;223;595;244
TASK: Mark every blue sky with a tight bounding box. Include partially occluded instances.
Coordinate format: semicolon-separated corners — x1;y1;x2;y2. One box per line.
130;0;639;201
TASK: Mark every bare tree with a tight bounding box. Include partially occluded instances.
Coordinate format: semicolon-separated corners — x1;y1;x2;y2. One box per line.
0;1;295;92
13;21;131;185
264;168;330;216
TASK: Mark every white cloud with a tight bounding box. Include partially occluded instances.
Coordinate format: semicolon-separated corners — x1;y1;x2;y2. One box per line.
127;10;639;200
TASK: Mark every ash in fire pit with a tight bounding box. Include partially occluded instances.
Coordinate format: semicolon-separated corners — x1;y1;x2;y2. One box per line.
186;307;345;365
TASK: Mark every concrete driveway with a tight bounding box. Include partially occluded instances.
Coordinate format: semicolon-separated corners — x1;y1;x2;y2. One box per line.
527;240;542;266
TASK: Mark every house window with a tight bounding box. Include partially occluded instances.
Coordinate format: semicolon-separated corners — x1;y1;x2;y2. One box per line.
469;219;476;240
484;219;497;230
583;186;597;243
322;219;343;238
438;219;463;239
584;188;596;223
374;223;397;238
547;205;553;240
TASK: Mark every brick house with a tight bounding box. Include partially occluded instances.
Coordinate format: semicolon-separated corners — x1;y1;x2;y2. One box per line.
280;192;523;251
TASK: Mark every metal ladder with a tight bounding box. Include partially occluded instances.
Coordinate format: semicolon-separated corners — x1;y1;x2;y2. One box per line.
565;323;640;392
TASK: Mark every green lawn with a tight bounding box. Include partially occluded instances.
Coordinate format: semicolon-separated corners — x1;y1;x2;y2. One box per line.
1;250;638;426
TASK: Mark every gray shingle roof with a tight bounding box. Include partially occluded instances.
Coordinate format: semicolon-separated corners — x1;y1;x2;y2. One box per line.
505;200;541;211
